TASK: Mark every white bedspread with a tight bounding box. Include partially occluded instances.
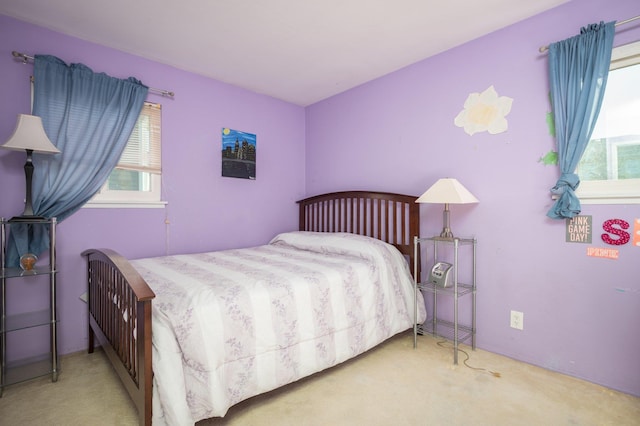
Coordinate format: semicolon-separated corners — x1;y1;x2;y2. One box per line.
130;231;425;425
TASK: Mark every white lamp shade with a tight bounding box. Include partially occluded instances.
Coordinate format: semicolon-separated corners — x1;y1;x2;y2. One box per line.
416;178;479;204
1;114;60;154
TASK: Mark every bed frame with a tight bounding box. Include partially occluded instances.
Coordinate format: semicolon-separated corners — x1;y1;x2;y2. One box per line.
83;191;419;426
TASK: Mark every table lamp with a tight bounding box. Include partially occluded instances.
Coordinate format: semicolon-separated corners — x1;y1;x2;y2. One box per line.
416;178;479;238
1;114;61;220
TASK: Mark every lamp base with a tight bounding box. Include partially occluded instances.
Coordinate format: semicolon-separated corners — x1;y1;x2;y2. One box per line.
439;203;454;239
439;229;454;239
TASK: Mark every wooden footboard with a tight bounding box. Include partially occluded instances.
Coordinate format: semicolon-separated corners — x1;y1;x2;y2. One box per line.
82;249;155;426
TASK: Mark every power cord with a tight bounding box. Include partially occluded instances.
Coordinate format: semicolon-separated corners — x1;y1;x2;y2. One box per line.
436;339;501;378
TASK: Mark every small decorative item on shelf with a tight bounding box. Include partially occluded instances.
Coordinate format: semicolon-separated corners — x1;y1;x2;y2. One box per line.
20;253;38;271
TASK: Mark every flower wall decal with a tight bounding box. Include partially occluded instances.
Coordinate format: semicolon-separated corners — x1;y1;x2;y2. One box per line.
454;85;513;136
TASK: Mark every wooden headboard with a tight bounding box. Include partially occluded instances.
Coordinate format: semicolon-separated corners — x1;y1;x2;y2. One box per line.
297;191;420;277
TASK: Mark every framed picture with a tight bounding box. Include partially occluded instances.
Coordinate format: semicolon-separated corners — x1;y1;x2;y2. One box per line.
221;128;256;180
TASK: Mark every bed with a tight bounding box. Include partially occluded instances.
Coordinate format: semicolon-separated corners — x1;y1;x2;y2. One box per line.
82;191;425;425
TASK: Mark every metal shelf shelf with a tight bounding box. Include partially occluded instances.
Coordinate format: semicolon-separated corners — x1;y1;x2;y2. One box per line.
418;281;474;297
413;235;477;364
1;217;58;396
3;354;57;386
3;310;56;333
418;319;475;345
1;267;56;279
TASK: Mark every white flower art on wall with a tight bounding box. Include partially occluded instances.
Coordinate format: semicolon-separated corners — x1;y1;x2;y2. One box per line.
454;85;513;136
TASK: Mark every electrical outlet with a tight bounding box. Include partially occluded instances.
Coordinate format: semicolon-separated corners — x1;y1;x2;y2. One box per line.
510;310;524;330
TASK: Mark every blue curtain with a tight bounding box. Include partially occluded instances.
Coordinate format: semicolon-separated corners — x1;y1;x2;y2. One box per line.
546;21;615;219
6;55;148;267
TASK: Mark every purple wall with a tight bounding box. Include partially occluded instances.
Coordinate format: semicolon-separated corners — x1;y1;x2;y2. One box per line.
1;0;638;398
306;0;640;396
0;14;305;363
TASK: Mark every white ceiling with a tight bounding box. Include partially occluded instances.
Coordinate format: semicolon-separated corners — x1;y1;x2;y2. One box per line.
0;0;568;106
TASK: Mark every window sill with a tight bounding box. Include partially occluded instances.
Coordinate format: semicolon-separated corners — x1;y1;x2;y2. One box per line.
579;197;640;205
83;200;167;209
550;194;640;205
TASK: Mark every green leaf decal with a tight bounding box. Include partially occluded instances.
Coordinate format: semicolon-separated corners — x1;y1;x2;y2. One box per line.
546;112;555;137
539;150;558;166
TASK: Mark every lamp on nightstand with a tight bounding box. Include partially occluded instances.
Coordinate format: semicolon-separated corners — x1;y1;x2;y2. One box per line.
1;114;60;220
416;178;479;238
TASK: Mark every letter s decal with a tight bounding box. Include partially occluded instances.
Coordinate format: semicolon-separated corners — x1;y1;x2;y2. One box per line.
601;219;630;246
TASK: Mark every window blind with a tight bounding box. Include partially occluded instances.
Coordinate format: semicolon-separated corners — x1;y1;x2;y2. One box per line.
116;101;161;174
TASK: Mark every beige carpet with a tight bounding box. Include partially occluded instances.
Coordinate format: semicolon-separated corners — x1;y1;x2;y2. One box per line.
1;331;638;426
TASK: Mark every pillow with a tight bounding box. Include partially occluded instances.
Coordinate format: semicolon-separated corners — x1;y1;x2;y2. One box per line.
269;231;402;266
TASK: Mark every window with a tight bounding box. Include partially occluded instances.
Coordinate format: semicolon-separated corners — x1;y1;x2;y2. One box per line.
87;102;164;207
576;40;640;204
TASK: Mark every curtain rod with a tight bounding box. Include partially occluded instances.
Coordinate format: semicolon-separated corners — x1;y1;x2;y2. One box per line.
538;15;640;53
11;51;174;97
